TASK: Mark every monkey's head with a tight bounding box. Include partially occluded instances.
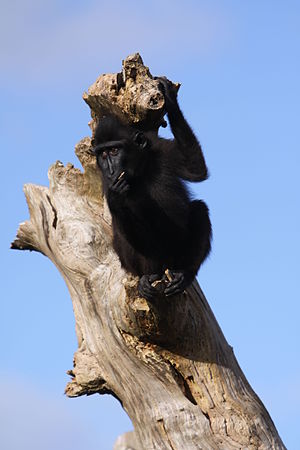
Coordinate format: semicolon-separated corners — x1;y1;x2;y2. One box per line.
92;115;151;185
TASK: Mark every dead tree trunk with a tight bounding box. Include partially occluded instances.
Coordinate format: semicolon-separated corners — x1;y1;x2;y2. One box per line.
12;54;285;450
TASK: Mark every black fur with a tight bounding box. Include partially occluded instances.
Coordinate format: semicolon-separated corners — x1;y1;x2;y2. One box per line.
93;78;212;300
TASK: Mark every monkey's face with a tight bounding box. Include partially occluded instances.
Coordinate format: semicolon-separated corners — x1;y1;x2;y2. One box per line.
93;129;150;189
96;145;125;185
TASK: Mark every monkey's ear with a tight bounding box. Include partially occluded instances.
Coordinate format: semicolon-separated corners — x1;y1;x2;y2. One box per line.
132;131;149;150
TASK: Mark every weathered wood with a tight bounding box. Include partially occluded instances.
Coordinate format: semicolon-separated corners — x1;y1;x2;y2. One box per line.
83;52;175;134
12;54;286;450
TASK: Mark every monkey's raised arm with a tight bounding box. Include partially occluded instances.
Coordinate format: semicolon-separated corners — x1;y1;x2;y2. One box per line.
158;78;209;182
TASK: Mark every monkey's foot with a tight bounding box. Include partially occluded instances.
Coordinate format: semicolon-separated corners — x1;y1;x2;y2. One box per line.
138;274;162;301
164;270;194;297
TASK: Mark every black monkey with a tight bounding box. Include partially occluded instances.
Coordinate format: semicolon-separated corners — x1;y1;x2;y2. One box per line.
92;78;212;300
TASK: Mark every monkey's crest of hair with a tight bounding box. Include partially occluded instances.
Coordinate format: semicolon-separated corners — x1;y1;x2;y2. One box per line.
94;115;132;146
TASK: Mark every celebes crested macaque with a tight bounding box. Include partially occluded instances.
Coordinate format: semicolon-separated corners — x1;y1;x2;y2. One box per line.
92;77;211;300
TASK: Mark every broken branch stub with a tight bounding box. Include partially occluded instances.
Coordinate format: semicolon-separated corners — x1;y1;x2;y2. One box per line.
12;54;286;450
83;52;179;133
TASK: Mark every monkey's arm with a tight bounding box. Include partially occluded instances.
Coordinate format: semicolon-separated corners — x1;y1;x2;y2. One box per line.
158;77;209;182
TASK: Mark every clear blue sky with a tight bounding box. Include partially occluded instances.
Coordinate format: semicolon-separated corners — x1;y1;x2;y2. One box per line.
1;1;299;449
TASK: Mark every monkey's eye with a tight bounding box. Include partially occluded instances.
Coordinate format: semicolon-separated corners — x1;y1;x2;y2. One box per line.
101;151;108;159
109;147;119;156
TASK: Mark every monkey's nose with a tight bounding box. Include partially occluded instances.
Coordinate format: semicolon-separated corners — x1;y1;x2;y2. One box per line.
107;158;114;175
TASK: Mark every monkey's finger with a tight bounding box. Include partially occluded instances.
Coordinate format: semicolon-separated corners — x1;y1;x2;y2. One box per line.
165;287;185;297
165;283;184;294
112;177;126;188
145;278;157;291
139;275;152;291
138;285;156;301
118;184;130;194
148;274;161;283
112;178;129;193
155;76;179;97
139;275;161;300
154;76;169;95
119;179;129;187
165;286;184;297
164;275;185;296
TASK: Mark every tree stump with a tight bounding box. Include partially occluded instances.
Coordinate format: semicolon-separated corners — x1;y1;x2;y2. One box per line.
11;54;286;450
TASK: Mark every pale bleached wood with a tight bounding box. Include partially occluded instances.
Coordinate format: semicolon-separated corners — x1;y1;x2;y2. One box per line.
12;54;286;450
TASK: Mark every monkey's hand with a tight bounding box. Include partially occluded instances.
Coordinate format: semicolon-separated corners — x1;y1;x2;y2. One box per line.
155;76;179;112
109;174;130;196
138;274;162;301
107;175;130;209
163;270;194;297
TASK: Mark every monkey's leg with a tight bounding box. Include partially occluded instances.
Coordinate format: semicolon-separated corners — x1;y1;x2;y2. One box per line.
164;200;212;297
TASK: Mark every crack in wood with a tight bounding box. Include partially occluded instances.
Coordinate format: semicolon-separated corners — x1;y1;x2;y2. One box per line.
169;364;197;406
157;418;176;450
203;411;213;432
40;201;51;251
46;194;58;229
